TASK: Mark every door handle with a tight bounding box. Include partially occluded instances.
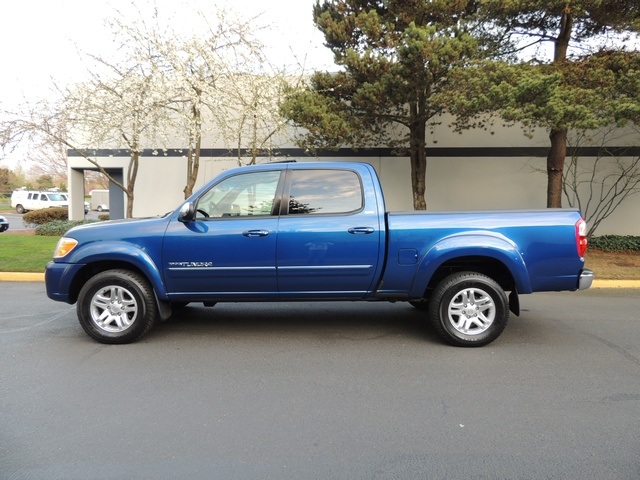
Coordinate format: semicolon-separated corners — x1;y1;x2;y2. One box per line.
242;229;270;237
348;227;374;235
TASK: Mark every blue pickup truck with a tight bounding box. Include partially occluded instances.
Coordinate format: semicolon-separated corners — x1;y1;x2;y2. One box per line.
45;162;593;347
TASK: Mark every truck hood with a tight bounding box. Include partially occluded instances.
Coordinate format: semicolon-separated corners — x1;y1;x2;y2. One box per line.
65;215;172;242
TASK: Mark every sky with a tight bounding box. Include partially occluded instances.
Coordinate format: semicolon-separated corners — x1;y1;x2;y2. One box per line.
0;0;335;169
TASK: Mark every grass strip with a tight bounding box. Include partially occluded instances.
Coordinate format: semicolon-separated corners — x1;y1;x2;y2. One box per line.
0;234;59;273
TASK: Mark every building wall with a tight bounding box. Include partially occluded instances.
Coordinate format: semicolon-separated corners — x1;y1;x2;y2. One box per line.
67;120;640;236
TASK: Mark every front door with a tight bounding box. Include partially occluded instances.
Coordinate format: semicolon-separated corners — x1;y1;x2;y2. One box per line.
163;170;283;301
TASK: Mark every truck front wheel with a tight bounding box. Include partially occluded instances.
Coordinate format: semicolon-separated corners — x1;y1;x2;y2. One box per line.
77;269;158;344
429;272;508;347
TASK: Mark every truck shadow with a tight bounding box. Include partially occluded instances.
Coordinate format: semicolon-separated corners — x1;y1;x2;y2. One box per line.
152;301;441;344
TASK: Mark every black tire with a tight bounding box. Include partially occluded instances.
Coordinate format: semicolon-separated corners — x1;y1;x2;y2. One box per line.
16;205;25;214
428;272;508;347
0;225;7;233
76;269;158;344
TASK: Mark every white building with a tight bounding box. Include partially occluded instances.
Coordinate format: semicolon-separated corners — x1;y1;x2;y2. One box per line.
66;118;640;236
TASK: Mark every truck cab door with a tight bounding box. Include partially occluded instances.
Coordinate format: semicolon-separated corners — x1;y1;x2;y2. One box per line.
163;170;284;302
276;168;382;299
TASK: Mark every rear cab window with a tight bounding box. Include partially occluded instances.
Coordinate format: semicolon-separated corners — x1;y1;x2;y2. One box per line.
287;169;363;215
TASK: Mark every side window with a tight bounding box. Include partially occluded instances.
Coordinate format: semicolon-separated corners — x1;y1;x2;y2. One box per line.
196;170;281;218
288;169;363;215
41;194;48;201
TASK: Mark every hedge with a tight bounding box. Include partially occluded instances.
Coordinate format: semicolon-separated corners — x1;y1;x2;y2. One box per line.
589;235;640;252
35;220;98;236
23;207;69;226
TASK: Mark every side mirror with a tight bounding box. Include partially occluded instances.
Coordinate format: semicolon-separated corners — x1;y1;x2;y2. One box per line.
178;202;195;223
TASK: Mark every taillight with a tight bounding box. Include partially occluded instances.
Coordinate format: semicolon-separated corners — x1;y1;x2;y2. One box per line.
576;218;588;258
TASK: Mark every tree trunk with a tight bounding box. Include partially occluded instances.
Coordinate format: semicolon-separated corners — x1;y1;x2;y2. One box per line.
545;8;573;208
554;8;573;63
183;133;201;199
409;147;427;211
409;101;427;210
547;128;566;208
184;101;202;199
126;150;139;218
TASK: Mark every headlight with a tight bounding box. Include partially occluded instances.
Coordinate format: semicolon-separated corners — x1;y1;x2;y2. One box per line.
54;237;78;258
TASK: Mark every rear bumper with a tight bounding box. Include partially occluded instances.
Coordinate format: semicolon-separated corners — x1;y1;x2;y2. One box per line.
579;268;594;290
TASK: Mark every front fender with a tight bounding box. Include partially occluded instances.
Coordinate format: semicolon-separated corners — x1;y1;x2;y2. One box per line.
64;241;168;300
410;232;532;297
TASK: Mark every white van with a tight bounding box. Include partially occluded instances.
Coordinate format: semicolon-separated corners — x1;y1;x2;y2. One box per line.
10;189;69;213
59;193;90;214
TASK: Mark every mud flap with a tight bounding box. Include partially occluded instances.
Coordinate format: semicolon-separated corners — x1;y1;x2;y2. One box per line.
156;297;173;321
509;290;520;317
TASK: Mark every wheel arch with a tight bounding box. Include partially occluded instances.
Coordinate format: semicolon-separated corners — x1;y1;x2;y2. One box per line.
410;233;532;300
64;244;168;304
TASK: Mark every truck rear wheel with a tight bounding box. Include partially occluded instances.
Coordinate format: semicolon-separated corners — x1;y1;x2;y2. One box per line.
77;269;158;344
429;272;508;347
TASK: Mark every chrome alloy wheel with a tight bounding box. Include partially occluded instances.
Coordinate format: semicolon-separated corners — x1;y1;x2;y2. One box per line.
89;285;139;333
447;287;496;335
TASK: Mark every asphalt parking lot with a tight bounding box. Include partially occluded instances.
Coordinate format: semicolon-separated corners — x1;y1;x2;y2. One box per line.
1;282;639;479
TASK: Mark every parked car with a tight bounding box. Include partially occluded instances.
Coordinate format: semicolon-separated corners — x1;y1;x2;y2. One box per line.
0;215;8;232
46;161;592;346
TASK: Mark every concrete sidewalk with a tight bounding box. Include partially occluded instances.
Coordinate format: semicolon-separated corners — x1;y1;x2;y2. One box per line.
2;271;638;288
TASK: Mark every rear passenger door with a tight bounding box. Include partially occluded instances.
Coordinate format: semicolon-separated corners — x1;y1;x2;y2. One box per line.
276;167;381;299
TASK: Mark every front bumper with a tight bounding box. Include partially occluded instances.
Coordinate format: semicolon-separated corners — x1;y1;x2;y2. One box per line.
578;268;594;290
45;261;85;303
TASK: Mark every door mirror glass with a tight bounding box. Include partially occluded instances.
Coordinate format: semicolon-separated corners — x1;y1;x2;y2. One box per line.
178;202;195;223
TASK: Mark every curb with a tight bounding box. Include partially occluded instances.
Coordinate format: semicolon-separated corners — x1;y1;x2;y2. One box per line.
589;280;640;289
0;272;46;282
0;272;638;289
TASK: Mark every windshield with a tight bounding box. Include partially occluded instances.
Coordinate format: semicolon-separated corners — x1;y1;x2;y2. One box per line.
47;193;66;201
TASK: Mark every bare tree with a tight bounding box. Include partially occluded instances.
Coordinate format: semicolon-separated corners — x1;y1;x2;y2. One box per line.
564;127;640;237
1;9;172;218
223;71;295;167
2;4;303;212
154;9;266;197
115;7;288;198
12;66;172;218
25;138;68;187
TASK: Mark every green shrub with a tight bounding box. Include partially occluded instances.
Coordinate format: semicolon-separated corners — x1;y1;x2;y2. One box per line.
35;219;98;236
590;235;640;252
23;207;68;226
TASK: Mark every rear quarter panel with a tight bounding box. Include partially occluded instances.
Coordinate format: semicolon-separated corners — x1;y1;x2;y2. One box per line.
380;209;585;296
